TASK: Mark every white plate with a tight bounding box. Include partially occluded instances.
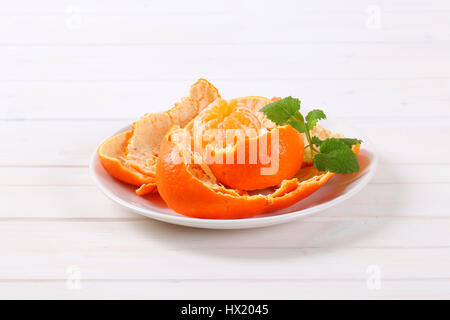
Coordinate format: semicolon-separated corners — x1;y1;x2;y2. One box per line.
90;120;377;229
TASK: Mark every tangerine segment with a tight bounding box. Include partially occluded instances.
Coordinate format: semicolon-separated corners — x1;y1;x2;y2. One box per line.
229;96;278;130
156;127;356;219
125;79;220;177
98;131;155;186
187;97;304;191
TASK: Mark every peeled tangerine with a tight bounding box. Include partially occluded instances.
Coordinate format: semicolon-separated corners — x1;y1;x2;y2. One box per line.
156;96;359;219
97;79;220;195
156;125;338;219
188;97;304;190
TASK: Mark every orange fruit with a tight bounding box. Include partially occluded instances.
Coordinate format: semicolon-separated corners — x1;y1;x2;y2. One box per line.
185;97;304;190
97;131;154;186
156;126;360;219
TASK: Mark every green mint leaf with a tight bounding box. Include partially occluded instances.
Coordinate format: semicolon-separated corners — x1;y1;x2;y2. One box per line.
305;109;326;130
319;138;349;153
259;96;301;125
311;136;323;147
313;148;360;174
313;138;360;174
312;137;362;148
288;119;306;133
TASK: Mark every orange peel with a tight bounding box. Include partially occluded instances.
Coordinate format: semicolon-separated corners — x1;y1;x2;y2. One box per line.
97;131;154;186
135;183;157;196
125;79;220;178
98;79;220;194
156;126;360;219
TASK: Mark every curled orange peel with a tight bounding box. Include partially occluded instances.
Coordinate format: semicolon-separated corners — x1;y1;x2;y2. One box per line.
97;79;220;195
97;131;154;186
126;79;220;178
156;125;360;219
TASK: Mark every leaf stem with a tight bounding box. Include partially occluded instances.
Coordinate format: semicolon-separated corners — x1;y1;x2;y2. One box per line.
304;129;315;159
293;112;315;159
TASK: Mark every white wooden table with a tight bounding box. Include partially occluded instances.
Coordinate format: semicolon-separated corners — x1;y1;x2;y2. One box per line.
1;0;449;299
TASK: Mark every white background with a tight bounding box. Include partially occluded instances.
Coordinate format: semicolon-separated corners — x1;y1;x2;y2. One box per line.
1;0;449;299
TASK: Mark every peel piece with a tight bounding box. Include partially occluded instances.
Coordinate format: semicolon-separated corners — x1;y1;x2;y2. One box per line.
136;183;157;196
156;127;271;219
97;131;154;186
124;79;220;194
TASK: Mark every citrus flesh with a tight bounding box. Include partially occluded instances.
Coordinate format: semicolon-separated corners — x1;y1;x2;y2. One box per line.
185;97;304;191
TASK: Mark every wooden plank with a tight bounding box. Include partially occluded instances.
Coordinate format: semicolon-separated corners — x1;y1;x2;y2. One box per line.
0;167;91;186
2;78;449;120
1;279;449;299
0;0;229;15
0;186;137;219
0;220;449;280
0;120;129;166
347;118;450;166
1;0;449;14
1;43;449;82
0;10;448;45
371;164;450;184
1;118;448;166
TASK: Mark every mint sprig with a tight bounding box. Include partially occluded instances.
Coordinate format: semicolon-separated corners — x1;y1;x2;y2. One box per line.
260;97;361;174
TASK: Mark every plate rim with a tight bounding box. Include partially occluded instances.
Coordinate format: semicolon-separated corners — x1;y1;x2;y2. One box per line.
89;123;378;229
